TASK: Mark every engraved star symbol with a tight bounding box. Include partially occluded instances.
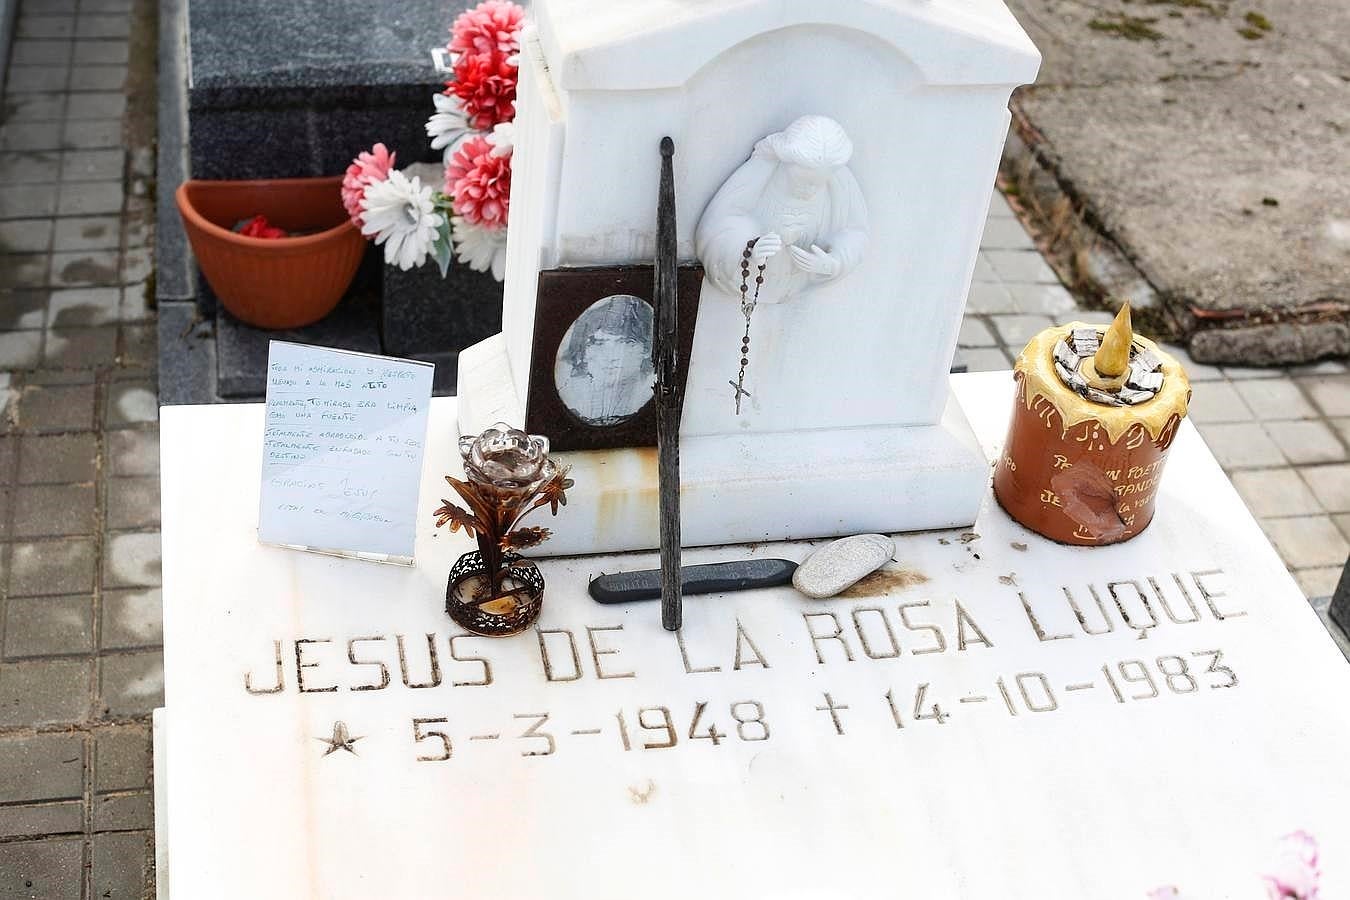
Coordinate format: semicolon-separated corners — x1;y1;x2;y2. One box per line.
317;720;362;757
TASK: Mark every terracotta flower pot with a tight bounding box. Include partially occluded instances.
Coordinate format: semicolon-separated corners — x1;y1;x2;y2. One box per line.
176;176;366;330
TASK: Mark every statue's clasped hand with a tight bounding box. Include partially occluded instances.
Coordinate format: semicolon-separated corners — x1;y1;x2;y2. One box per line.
788;243;841;278
750;232;782;264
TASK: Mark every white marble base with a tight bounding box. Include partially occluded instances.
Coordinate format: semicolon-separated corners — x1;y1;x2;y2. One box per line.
456;334;988;555
154;373;1350;899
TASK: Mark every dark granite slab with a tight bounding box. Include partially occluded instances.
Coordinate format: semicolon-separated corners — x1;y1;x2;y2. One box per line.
382;254;502;358
215;282;382;399
186;0;471;179
189;99;448;180
1330;556;1350;634
188;0;456;96
0;0;17;98
158;301;219;405
161;0;499;399
156;0;195;303
411;350;462;397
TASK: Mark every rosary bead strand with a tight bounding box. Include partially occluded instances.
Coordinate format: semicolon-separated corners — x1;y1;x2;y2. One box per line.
732;238;766;414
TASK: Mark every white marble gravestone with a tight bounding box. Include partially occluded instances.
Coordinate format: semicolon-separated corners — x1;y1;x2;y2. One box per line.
155;375;1350;899
456;0;1042;555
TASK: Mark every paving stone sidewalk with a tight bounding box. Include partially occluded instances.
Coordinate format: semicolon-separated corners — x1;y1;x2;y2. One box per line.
0;0;159;896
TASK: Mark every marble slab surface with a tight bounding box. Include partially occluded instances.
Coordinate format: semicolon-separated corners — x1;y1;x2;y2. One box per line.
157;372;1350;899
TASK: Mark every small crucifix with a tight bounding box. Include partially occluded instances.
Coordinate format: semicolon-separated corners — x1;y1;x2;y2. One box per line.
728;379;752;414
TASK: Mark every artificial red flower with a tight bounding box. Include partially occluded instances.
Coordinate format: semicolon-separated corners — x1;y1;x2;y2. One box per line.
449;0;525;60
445;135;511;229
238;215;287;239
341;142;396;228
447;51;518;132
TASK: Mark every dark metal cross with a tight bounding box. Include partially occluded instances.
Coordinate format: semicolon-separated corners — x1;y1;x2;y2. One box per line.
728;380;752;414
815;692;850;735
654;136;683;632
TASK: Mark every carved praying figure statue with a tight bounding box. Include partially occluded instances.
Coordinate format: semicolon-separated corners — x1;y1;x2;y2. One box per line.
696;115;869;306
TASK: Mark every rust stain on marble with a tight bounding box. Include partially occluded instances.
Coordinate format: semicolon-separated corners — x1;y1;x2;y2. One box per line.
836;566;929;598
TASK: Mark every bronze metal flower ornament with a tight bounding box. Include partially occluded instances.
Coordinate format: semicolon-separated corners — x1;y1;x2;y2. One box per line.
434;423;572;636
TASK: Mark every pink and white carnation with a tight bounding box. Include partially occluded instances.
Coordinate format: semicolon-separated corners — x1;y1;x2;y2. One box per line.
341;142;395;227
1148;831;1323;900
486;121;514;158
449;0;525;59
448;50;519;132
451;215;508;280
426;93;470;159
446;135;511;231
347;1;523;281
359;169;443;272
1263;831;1321;900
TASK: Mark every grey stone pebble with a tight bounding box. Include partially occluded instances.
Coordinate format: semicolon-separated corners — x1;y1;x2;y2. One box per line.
792;534;896;599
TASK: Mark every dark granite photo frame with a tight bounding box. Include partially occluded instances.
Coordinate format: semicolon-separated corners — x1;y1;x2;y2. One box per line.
525;265;703;452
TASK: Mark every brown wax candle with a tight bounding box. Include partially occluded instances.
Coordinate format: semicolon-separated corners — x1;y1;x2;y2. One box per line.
992;305;1191;546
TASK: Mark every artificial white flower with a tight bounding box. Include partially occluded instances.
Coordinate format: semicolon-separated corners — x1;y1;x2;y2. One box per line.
360;170;443;271
426;92;470;160
451;215;508;281
487;121;515;159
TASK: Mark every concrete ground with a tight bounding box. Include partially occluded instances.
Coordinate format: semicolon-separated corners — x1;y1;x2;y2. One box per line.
0;0;1345;897
0;0;159;896
1004;0;1350;365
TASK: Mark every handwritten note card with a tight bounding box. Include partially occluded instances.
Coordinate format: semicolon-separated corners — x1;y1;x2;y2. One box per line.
257;341;435;563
